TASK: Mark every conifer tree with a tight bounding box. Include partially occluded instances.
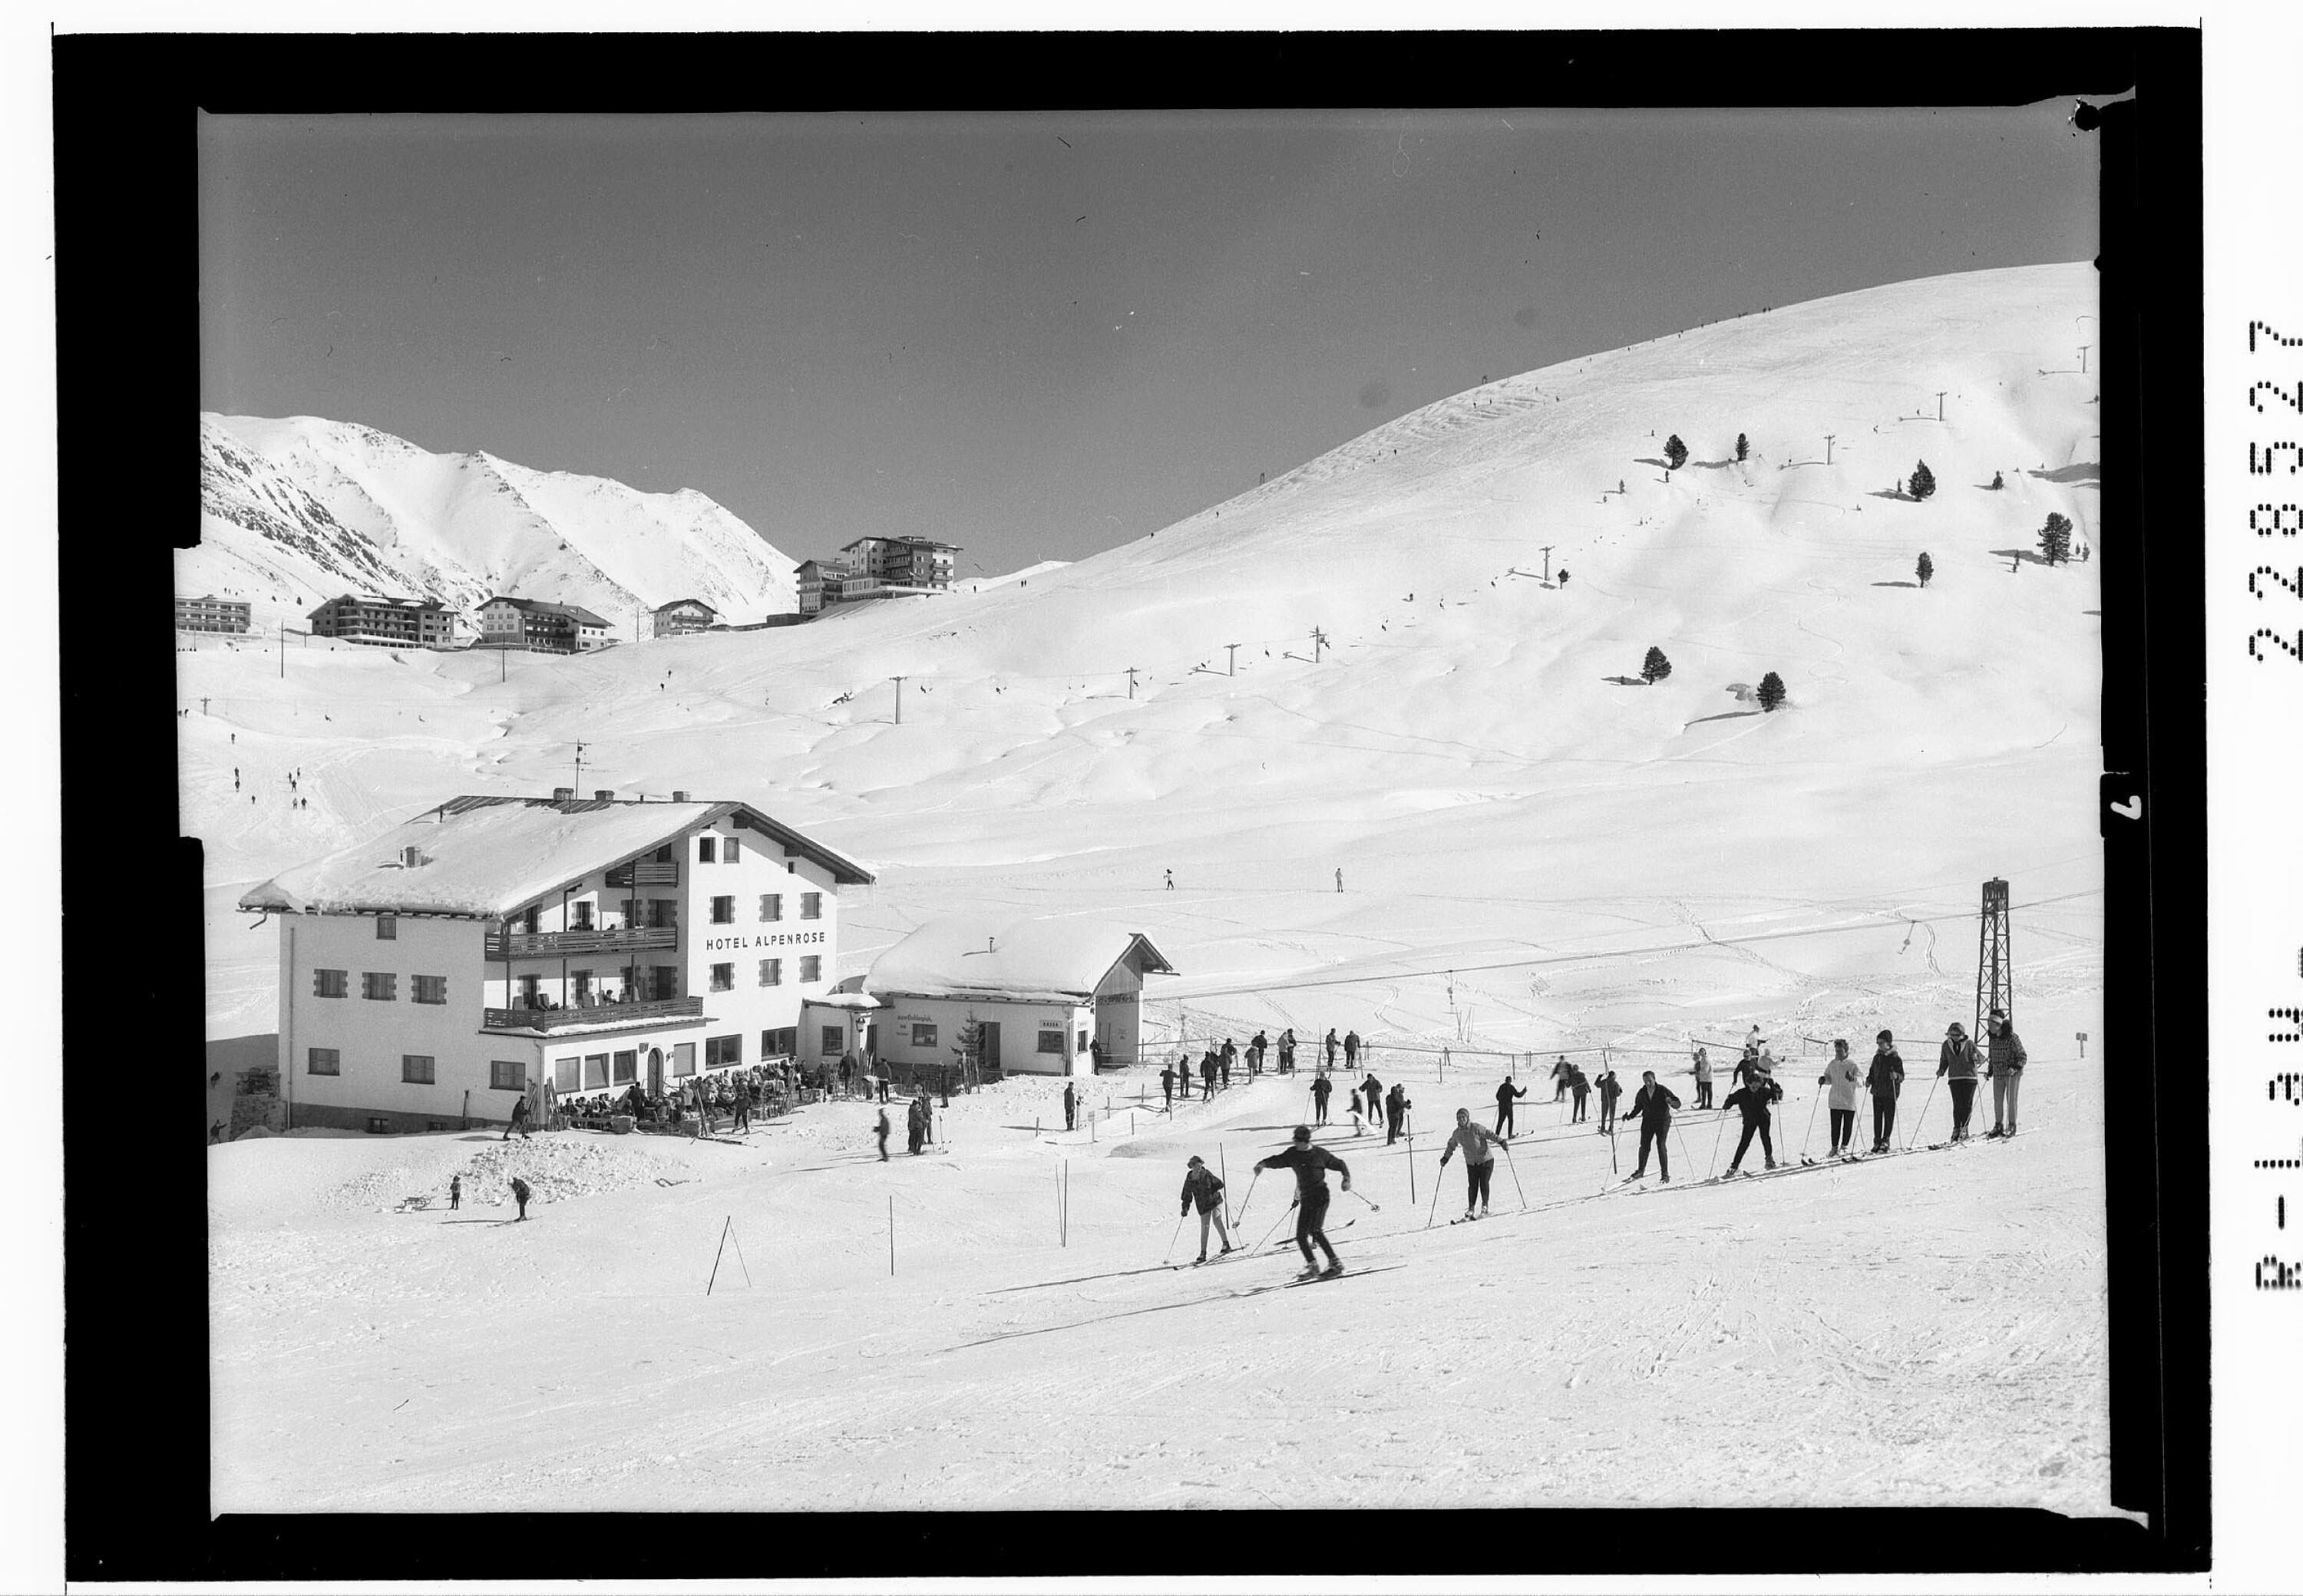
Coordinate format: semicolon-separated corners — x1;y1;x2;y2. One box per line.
1916;551;1935;589
1756;671;1786;712
1909;461;1936;501
1641;646;1673;684
2038;512;2073;566
1734;433;1750;462
1664;435;1688;471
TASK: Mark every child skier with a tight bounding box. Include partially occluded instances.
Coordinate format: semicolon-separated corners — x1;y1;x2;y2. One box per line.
448;1174;461;1211
1720;1074;1783;1175
1178;1155;1234;1263
1438;1108;1504;1218
1819;1040;1862;1158
1867;1031;1906;1152
1254;1125;1352;1279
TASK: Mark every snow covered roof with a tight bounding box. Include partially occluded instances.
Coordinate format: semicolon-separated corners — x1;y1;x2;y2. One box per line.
238;795;874;917
653;597;717;616
482;596;612;626
863;917;1175;1005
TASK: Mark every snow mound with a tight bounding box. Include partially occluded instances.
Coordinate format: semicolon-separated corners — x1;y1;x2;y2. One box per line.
322;1132;705;1212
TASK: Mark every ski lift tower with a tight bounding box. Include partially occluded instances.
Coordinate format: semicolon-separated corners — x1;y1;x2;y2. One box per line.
1974;877;2013;1036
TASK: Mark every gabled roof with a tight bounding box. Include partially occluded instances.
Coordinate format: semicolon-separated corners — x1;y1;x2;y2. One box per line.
864;917;1175;1005
312;593;452;614
482;596;610;626
237;795;875;917
653;597;718;616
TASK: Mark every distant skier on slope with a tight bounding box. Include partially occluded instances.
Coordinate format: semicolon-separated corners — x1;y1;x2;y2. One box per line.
1820;1040;1862;1158
1311;1072;1333;1125
1936;1023;1981;1142
1494;1073;1526;1138
1624;1071;1683;1181
509;1176;532;1221
1867;1031;1905;1152
1201;1051;1218;1100
1439;1108;1503;1218
1219;1039;1236;1087
1325;1029;1340;1070
1278;1028;1297;1073
1360;1074;1383;1128
1160;1063;1177;1110
1720;1074;1783;1175
1568;1064;1591;1124
1179;1155;1234;1264
1984;1009;2027;1137
1344;1030;1362;1070
1254;1126;1352;1280
1594;1066;1622;1134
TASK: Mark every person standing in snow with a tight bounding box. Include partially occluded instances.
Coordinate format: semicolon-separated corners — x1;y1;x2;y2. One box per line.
1250;1030;1268;1076
1439;1109;1503;1218
1200;1052;1218;1101
1494;1073;1526;1138
1384;1081;1410;1145
1984;1009;2027;1137
1568;1064;1591;1124
1219;1039;1236;1088
1866;1031;1905;1152
1720;1073;1783;1175
1549;1056;1571;1102
1324;1029;1340;1070
448;1174;461;1211
1624;1070;1683;1181
1160;1062;1177;1111
1254;1125;1352;1280
1335;867;1344;894
1311;1072;1333;1125
1278;1029;1297;1073
504;1093;530;1142
1594;1066;1622;1134
1179;1155;1234;1263
1936;1023;1981;1142
1692;1046;1714;1109
1344;1029;1362;1070
1063;1080;1077;1132
732;1083;752;1135
1819;1040;1861;1157
509;1176;531;1221
875;1105;891;1161
1165;869;1174;891
1360;1073;1383;1128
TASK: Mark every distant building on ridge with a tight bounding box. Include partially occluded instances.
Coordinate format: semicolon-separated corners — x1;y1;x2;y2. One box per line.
795;537;960;617
650;597;719;638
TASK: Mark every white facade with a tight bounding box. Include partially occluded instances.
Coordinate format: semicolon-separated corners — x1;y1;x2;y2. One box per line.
871;994;1094;1079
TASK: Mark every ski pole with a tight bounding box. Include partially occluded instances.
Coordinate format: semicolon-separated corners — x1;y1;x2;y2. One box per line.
1254;1198;1297;1253
1500;1143;1529;1210
1161;1208;1187;1265
1673;1125;1693;1183
1707;1110;1730;1179
1798;1087;1822;1164
1903;1075;1941;1152
1425;1161;1446;1228
1233;1168;1263;1231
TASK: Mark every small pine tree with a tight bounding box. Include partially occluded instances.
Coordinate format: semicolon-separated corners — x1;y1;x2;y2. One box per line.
1909;461;1936;501
1641;646;1673;684
1756;671;1786;712
1916;551;1935;588
1990;471;2005;490
2038;512;2073;565
1734;433;1749;462
1664;435;1688;470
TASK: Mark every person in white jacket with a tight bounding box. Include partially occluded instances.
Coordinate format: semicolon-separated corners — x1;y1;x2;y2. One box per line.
1819;1040;1863;1158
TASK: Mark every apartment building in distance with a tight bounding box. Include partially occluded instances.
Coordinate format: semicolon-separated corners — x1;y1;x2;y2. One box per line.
650;597;719;638
476;596;613;653
796;537;960;616
239;790;877;1132
306;594;461;648
176;593;252;633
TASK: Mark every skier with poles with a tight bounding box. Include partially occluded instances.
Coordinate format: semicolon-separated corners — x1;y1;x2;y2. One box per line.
1692;1045;1714;1109
1494;1072;1526;1138
1866;1030;1906;1152
1984;1009;2027;1137
1311;1072;1333;1125
1819;1040;1862;1158
1200;1051;1218;1101
1438;1108;1504;1219
1254;1126;1353;1280
1720;1071;1784;1176
1178;1155;1234;1264
1360;1073;1383;1129
509;1176;532;1221
1623;1070;1682;1181
1937;1022;1981;1141
1594;1065;1622;1134
1384;1080;1411;1145
1568;1063;1591;1124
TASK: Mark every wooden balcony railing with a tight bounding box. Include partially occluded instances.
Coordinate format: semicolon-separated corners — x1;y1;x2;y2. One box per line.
605;860;681;888
481;995;704;1033
485;925;677;960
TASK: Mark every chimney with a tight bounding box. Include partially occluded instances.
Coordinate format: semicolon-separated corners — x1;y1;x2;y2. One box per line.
401;845;425;868
671;789;690;802
553;787;576;802
593;788;614;801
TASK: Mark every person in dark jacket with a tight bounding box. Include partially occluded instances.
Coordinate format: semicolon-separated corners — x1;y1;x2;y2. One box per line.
1692;1046;1714;1109
1568;1065;1591;1123
906;1095;926;1155
1720;1076;1783;1175
1160;1062;1177;1109
1550;1055;1571;1102
1360;1074;1383;1128
1324;1029;1340;1069
1178;1155;1234;1262
1984;1009;2027;1137
1254;1125;1351;1279
1343;1030;1362;1069
1936;1023;1981;1141
509;1176;531;1220
1439;1109;1504;1218
1624;1071;1683;1180
1866;1031;1905;1152
448;1174;461;1210
1594;1067;1623;1134
875;1105;891;1161
504;1093;530;1142
1494;1073;1526;1138
1250;1031;1269;1075
1311;1072;1333;1124
1277;1028;1297;1073
1200;1052;1218;1100
1384;1081;1410;1145
1063;1080;1077;1131
1219;1039;1237;1086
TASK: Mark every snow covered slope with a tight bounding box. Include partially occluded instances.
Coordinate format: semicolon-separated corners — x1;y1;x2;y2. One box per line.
190;413;798;633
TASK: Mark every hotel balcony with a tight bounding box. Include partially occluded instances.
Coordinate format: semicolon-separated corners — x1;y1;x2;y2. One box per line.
605;860;681;887
484;925;679;960
481;995;705;1033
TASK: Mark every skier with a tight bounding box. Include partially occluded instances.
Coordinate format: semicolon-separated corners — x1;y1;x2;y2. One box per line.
1594;1066;1622;1135
504;1093;530;1142
1568;1064;1591;1124
1200;1051;1218;1100
1165;869;1174;891
1384;1081;1410;1145
1549;1056;1571;1102
1819;1039;1862;1158
1557;568;1570;587
1720;1072;1783;1175
448;1174;461;1211
1494;1072;1526;1138
1063;1080;1077;1132
1438;1108;1504;1218
1219;1039;1236;1087
1159;1064;1176;1110
1311;1072;1333;1125
1278;1028;1296;1073
732;1084;752;1135
1624;1070;1682;1181
1324;1029;1340;1069
1254;1125;1352;1280
1343;1030;1361;1070
1692;1045;1714;1109
1335;867;1343;894
907;1095;925;1155
875;1105;891;1161
1179;1155;1234;1263
509;1175;531;1221
1867;1030;1905;1152
1984;1008;2027;1137
876;1059;892;1104
1250;1031;1268;1076
1936;1022;1981;1141
1360;1074;1383;1128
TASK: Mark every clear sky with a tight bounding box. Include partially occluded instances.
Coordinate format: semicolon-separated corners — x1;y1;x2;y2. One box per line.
200;105;2096;580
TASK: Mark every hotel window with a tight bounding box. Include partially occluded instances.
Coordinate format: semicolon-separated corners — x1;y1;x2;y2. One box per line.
517;973;540;1006
672;1044;696;1077
313;968;347;999
489;1060;524;1092
583;1054;608;1089
1037;1029;1065;1055
799;956;821;983
761;1026;797;1058
801;893;823;920
698;836;717;864
821;1026;844;1055
910;1023;937;1049
308;1047;342;1075
362;972;398;1001
401;1055;435;1085
655;844;674;864
710;963;734;992
572;970;593;1004
376;914;397;940
759;894;782;922
613;1050;637;1083
758;958;781;987
622;898;643;926
553;1056;580;1093
711;896;735;924
571;900;593;930
412;975;447;1005
705;1035;742;1068
651;966;678;1000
